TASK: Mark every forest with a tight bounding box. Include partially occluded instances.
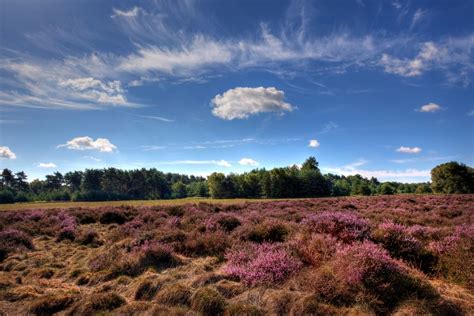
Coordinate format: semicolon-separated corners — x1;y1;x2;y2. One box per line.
1;157;472;203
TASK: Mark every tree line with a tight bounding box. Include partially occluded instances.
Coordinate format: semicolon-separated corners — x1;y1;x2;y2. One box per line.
0;158;472;203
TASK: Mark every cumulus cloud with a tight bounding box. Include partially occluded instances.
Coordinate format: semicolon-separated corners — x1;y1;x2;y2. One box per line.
417;102;442;112
38;162;57;168
0;146;16;159
58;136;117;152
239;158;259;166
308;139;320;148
211;87;295;120
396;146;422;154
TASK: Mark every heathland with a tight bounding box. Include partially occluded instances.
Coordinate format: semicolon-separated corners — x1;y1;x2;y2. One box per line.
0;195;472;315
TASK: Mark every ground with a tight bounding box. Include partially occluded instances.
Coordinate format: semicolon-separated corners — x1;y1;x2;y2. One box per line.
0;195;472;315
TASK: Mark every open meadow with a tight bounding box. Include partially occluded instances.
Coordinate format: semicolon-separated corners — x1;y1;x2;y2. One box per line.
0;194;473;315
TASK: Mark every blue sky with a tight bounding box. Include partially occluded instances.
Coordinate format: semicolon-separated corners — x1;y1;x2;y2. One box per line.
0;0;473;182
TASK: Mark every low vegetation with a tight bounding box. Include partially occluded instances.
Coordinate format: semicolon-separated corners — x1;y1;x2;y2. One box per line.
0;195;472;315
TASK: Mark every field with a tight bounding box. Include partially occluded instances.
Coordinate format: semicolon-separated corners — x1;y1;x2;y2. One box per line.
0;195;473;315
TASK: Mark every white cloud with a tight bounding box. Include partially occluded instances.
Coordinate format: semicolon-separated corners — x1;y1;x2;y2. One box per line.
239;158;259;166
328;167;430;182
0;58;136;109
380;42;438;77
141;145;166;151
343;158;368;170
411;9;427;29
308;139;320;148
38;162;57;168
468;109;474;116
119;36;233;76
112;7;141;18
134;114;174;122
417;102;442;113
83;156;102;162
211;87;294;120
58;136;117;152
396;146;422;154
0;146;16;159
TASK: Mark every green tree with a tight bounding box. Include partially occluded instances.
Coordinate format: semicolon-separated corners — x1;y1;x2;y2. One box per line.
64;171;83;192
379;183;395;195
301;156;320;172
415;183;432;194
431;162;474;194
172;181;187;198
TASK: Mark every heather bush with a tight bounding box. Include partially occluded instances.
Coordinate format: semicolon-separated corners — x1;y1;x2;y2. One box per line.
290;295;338;316
224;243;302;286
240;221;288;243
29;294;75;316
293;233;338;266
205;213;241;232
73;292;126;314
226;303;263;316
184;231;230;258
134;241;181;271
302;211;370;243
373;222;437;273
329;241;436;313
135;280;160;300
99;210;127;224
156;283;192;306
430;225;474;288
54;211;78;242
76;229;102;247
0;229;34;261
191;287;226;316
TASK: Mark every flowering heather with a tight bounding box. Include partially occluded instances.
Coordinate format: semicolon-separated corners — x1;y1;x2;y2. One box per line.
54;211;78;241
224;243;302;286
293;233;338;266
205;213;241;232
332;241;402;286
429;224;474;254
0;228;34;257
302;211;370;243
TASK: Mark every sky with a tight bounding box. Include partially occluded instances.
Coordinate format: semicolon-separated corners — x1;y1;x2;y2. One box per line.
0;0;473;183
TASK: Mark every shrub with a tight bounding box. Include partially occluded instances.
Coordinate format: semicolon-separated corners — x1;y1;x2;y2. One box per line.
373;222;437;273
100;210;127;224
134;280;160;300
79;292;126;313
135;241;180;271
224;243;302;286
54;211;78;242
302;212;370;243
290;295;338;316
0;229;34;260
226;303;263;316
0;190;15;204
29;294;75;316
156;283;192;306
293;233;338;266
205;213;241;232
184;231;230;258
243;221;288;243
430;225;474;288
191;287;226;316
77;229;102;247
330;241;436;313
